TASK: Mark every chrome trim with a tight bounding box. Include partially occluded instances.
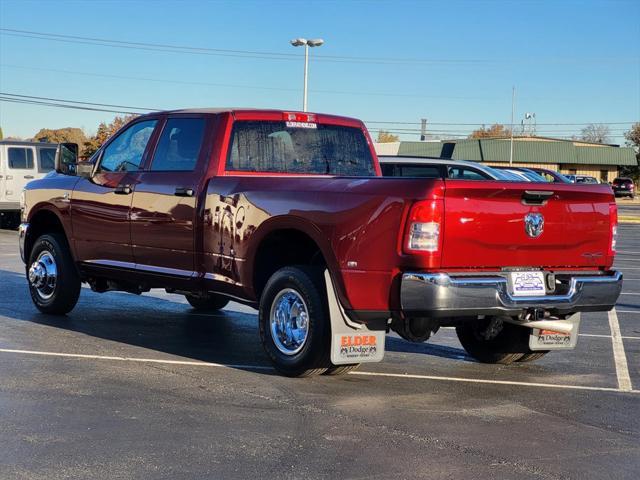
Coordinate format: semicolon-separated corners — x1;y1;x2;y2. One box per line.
28;250;57;300
18;223;29;263
401;271;623;317
524;212;544;238
85;259;137;269
84;259;194;277
269;288;310;355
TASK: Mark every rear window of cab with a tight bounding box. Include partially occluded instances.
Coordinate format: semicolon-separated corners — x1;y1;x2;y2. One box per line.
226;121;375;176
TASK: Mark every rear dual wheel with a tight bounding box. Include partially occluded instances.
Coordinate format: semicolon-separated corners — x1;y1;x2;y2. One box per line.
258;266;360;377
259;266;331;377
456;317;549;365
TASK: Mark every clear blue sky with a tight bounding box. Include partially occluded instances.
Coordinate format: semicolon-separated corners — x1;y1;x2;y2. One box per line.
1;0;639;143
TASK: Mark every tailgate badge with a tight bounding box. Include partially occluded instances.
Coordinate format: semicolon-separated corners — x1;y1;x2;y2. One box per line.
524;213;544;238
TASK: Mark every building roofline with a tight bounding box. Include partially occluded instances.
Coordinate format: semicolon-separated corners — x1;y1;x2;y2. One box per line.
440;136;620;147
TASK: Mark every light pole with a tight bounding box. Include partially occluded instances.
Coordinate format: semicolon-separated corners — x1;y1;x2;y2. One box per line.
290;38;324;112
509;86;515;166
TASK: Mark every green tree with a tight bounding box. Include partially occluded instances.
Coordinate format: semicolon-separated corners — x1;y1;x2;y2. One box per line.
469;124;512;139
0;126;4;140
376;130;400;143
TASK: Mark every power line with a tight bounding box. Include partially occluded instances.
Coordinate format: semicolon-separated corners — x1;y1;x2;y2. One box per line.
0;97;143;115
0;28;631;66
1;92;633;139
0;64;496;100
365;120;638;126
1;92;156;112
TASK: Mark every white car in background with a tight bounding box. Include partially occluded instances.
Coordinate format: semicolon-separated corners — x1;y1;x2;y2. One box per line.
0;140;58;228
565;174;599;184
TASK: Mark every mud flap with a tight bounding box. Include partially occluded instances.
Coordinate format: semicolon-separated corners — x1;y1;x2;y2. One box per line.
324;270;386;365
528;313;581;351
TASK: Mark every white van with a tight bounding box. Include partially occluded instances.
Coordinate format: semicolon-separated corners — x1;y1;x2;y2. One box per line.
0;140;58;228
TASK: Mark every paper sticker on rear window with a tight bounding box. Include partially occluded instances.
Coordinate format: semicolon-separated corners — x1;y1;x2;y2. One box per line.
285;121;317;129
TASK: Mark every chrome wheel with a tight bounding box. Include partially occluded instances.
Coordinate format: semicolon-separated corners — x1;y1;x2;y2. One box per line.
269;288;309;355
28;250;57;300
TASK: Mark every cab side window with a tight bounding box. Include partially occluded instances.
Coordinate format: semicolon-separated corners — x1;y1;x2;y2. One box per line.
150;118;206;171
447;166;490;180
100;120;157;172
8;148;34;169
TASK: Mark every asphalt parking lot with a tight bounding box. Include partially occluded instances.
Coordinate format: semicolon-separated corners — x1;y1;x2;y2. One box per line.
0;227;638;480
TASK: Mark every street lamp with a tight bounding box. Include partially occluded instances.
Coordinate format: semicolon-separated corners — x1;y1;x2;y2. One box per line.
290;37;324;112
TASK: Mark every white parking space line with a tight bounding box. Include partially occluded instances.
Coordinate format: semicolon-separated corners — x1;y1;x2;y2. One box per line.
620;292;640;295
615;310;640;314
0;347;638;394
0;348;272;371
351;372;638;394
608;309;633;392
580;333;640;340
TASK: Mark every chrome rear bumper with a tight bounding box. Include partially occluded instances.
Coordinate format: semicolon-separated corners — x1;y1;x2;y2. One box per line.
400;271;623;317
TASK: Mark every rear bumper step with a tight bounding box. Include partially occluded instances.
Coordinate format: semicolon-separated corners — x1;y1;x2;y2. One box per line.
400;271;623;317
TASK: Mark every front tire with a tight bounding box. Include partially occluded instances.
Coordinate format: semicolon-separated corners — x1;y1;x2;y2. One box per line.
456;317;543;365
27;233;80;315
259;266;331;377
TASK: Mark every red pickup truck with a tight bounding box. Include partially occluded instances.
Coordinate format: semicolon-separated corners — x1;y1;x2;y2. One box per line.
19;109;622;376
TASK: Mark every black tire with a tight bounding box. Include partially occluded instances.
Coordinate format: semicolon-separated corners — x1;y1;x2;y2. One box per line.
517;352;549;363
27;233;80;315
185;293;229;311
259;266;331;377
456;318;533;365
323;364;360;376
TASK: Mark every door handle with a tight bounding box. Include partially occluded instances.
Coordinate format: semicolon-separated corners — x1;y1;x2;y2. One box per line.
114;184;132;195
24;175;35;179
174;187;195;197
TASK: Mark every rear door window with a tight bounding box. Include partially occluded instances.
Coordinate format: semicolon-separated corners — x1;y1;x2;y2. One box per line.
227;121;375;176
8;148;34;169
150;118;206;171
100;120;157;172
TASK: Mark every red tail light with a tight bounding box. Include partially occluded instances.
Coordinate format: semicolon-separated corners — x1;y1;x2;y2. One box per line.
403;199;443;255
609;203;618;256
283;112;316;123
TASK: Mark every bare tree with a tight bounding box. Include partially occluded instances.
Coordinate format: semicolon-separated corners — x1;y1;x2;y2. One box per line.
580;124;611;144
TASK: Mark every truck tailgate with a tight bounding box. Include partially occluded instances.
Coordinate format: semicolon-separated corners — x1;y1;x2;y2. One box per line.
441;180;615;269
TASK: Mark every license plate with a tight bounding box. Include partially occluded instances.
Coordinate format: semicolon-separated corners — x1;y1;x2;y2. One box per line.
510;271;546;296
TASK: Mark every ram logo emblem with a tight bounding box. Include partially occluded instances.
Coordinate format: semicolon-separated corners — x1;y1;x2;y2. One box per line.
524;213;544;238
